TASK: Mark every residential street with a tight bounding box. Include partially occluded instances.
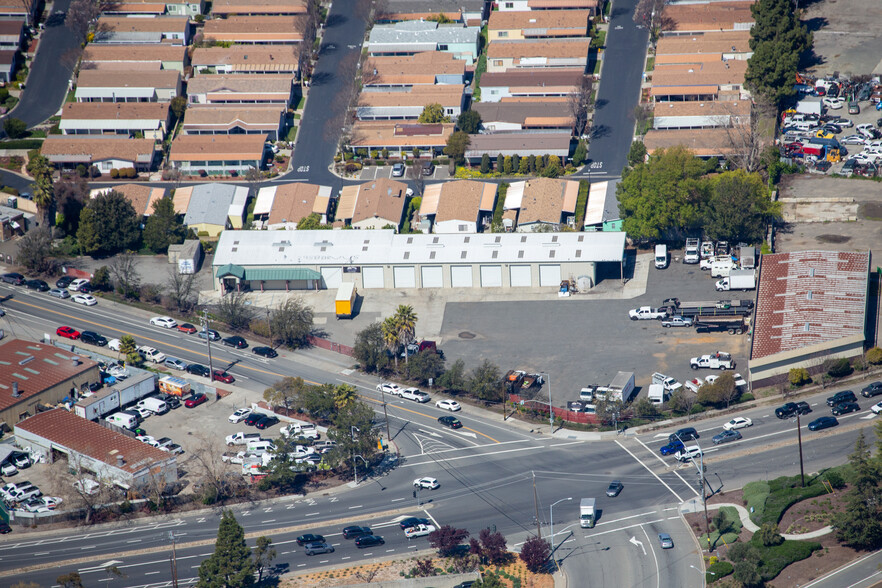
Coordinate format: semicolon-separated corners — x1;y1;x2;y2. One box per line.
577;0;649;180
5;0;79;129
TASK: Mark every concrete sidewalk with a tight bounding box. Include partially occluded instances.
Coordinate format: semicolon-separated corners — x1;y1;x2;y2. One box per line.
680;498;833;540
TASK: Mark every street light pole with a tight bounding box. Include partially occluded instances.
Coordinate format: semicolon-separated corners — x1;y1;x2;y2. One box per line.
541;373;554;431
676;433;711;552
550;497;572;576
796;414;805;487
201;309;215;387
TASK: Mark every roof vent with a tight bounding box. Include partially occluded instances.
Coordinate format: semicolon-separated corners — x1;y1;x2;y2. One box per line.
117;455;125;467
803;322;810;332
72;358;80;367
807;291;812;300
12;382;19;397
809;268;815;277
18;356;34;366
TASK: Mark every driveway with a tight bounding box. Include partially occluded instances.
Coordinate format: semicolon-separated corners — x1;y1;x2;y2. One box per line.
5;0;79;129
576;0;649;180
284;6;368;188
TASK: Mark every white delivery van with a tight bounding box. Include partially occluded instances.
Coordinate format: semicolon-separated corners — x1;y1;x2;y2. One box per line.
246;440;276;454
654;245;668;269
136;397;168;415
710;258;734;278
106;412;139;430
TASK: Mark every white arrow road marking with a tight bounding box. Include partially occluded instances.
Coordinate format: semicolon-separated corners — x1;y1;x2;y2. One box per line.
418;428;442;438
629;536;646;555
860;413;877;420
456;431;477;438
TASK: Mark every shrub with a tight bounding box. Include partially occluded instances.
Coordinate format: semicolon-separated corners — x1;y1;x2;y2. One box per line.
78;164;89;177
706;560;733;584
789;367;811;387
826;358;852;378
866;347;882;364
824;469;845;489
750;538;821;581
757;522;784;546
739;393;755;403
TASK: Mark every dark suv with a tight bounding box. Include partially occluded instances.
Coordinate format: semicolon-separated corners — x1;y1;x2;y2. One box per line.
775;401;812;419
669;427;698;443
355;535;385;548
832;402;860;416
1;272;24;285
24;279;49;291
861;382;882;398
826;390;857;407
421;161;435;176
342;525;372;539
80;331;108;346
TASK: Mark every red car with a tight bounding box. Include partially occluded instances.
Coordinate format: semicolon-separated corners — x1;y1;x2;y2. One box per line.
212;370;235;384
56;326;80;340
184;393;208;408
177;323;198;334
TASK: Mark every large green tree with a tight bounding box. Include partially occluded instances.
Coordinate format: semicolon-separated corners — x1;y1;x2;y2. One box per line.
27;153;55;231
745;0;812;105
457;109;482;133
703;170;781;244
353;321;389;373
443;131;471;165
833;432;882;549
76;190;140;255
616;146;707;240
197;510;254;588
418;103;448;124
269;297;314;349
143;197;186;253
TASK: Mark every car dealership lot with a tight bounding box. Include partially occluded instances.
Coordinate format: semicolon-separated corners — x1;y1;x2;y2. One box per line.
440;253;751;405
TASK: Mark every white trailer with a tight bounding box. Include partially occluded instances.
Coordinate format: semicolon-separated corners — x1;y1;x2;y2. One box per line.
116;372;157;407
74;388;121;420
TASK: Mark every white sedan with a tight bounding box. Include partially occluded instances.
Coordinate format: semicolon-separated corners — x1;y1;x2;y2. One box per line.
841;134;867;145
870;401;882;415
723;417;753;430
108;365;130;379
413;477;440;490
404;523;437;538
823;97;845;110
377;382;402;396
71;294;97;306
229;408;252;423
150;316;177;328
435;399;461;412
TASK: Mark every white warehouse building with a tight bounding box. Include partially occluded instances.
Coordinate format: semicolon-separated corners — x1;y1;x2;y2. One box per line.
213;229;627;292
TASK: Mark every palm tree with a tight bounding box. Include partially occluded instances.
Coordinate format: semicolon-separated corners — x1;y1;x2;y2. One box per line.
26;154;55;231
333;383;358;410
382;316;399;370
393;305;418;364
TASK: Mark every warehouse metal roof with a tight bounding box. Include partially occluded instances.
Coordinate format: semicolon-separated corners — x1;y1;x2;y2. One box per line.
214;229;626;267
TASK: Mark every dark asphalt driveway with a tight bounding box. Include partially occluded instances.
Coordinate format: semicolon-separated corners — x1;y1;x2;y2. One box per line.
5;0;79;129
577;0;649;180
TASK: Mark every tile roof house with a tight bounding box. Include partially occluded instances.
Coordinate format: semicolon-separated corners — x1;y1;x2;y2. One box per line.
0;339;100;431
177;183;250;236
502;177;580;231
473;101;574;132
367;21;482;65
357;84;465;120
749;250;870;387
348;122;455;156
486;38;590;72
478;68;586;102
254;182;333;229
464;133;572;162
0;48;17;82
15;408;177;490
89;184;167;217
418;180;497;233
202;16;306;44
643;128;737;157
93;16;191;44
168;134;267;176
74;70;182;103
488;9;591;40
191;45;299;75
337;178;409;230
186;74;295;105
655;30;753;63
59;102;172;140
182;106;288;141
81;44;188;72
210;0;307;16
0;18;25;49
363;52;466;87
650;59;749;101
661;1;755;34
101;0;204;17
498;0;601;14
0;0;38;22
41;136;159;172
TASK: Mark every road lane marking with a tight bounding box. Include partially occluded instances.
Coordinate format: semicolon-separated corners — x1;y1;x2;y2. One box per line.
641;525;660;588
584;518;665;538
633;437;700;497
615;440;683;502
400;444;542;467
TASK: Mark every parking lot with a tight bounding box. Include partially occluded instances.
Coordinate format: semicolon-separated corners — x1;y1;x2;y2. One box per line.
803;0;882;77
439;251;752;406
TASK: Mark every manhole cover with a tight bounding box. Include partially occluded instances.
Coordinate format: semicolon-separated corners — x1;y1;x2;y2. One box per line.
458;331;476;339
816;234;851;244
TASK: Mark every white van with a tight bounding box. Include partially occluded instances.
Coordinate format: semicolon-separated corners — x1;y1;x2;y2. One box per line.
792;120;818;132
246;440;276;454
710;258;734;278
654;245;668;269
136;397;168;415
106;412;139;430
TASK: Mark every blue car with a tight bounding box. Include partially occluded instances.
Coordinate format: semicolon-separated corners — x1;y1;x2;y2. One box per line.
808;416;838;431
660;439;685;456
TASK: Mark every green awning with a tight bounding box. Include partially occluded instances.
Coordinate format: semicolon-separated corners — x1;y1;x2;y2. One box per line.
215;264;246;279
246;268;322;281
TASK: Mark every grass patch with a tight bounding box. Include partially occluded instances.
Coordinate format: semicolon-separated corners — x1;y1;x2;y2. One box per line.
645;57;655;72
295;96;306;110
575;180;589;228
472;53;487;102
293;112;301;120
591;30;606;49
706;560;734;583
286;126;298;141
244;193;257;228
491;182;508;227
751;537;822;581
700;506;742;551
743;480;771;525
762;474;829;525
65;87;76;103
0;139;42;150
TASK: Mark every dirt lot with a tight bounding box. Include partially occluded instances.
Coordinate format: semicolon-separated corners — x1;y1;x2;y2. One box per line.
775;175;882;262
803;0;882;77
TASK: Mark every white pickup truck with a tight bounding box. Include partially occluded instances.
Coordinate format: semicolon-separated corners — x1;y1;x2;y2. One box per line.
225;431;262;446
137;346;166;363
651;372;682;393
690;352;735;370
281;422;320;440
628;306;667;321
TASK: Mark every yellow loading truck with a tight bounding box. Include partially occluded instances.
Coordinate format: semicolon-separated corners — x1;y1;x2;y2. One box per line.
335;282;357;319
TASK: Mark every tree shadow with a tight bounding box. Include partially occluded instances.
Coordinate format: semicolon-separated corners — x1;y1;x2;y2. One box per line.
325;13;347;28
802;16;827;33
590;124;611;139
594;98;609;110
310;71;333;86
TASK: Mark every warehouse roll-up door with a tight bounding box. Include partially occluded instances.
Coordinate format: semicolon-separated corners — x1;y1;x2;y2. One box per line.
421;266;443;288
539;264;561;287
480;265;502;288
509;265;532;287
320;267;341;289
450;265;473;288
393;266;416;288
362;267;384;289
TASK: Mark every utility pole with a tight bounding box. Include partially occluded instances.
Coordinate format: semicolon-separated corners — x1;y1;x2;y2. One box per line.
378;386;391;440
532;471;542;539
169;531;179;588
201;308;215;384
796;414;805;487
547;374;554;431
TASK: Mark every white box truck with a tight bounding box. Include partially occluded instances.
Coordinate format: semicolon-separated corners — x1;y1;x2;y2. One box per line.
655;245;668;269
715;269;756;291
580;498;597;528
595;372;636;403
710;258;734;278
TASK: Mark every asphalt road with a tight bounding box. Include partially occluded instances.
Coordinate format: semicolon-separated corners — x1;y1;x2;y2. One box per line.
577;0;649;180
5;0;79;129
